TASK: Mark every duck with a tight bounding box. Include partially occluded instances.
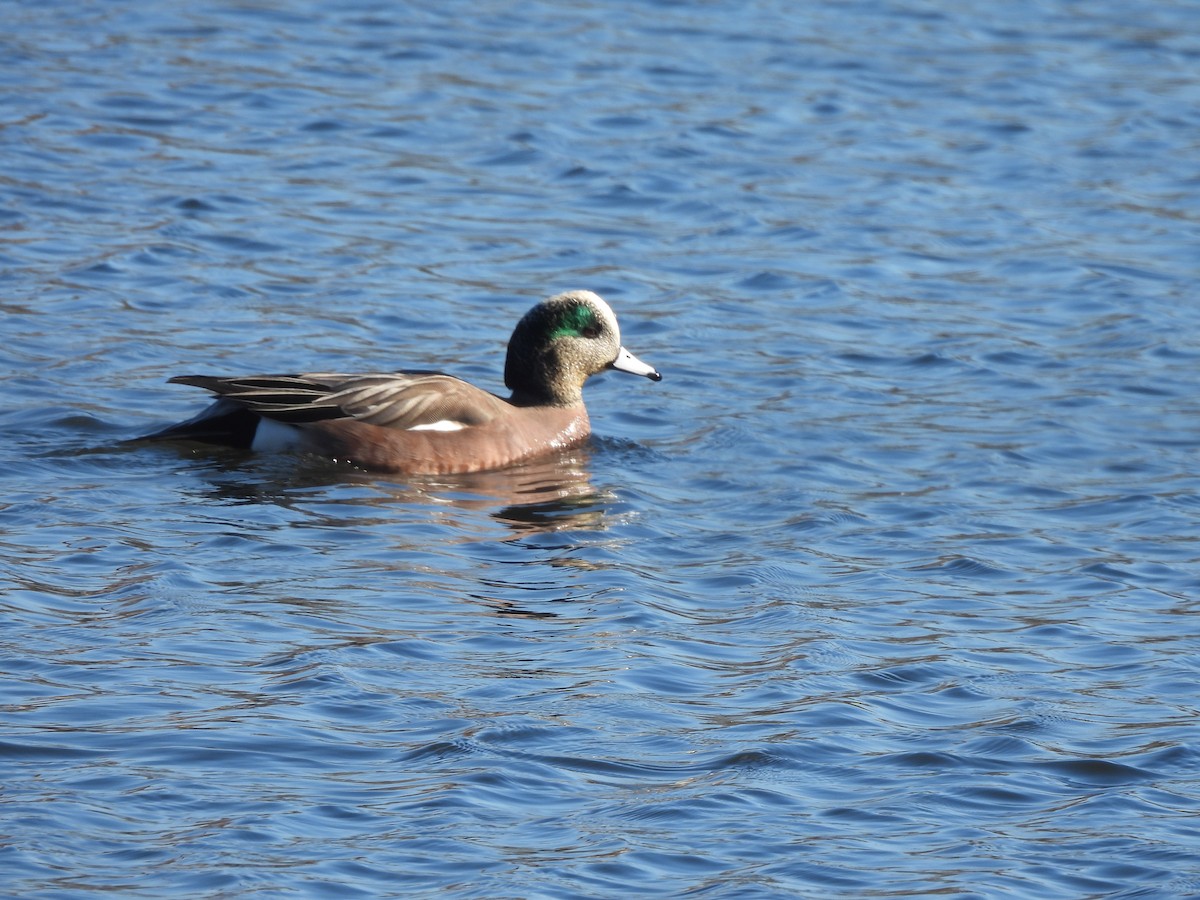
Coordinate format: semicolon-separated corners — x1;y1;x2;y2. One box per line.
141;290;661;474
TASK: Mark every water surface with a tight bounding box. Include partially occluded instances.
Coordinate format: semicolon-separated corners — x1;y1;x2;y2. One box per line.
3;0;1200;897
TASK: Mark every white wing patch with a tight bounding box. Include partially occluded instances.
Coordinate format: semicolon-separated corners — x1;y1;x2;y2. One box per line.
252;418;303;450
407;420;466;432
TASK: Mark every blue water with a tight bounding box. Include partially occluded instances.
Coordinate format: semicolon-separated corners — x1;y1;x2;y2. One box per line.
4;0;1200;896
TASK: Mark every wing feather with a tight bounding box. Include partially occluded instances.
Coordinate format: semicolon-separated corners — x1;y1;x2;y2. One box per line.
170;372;504;429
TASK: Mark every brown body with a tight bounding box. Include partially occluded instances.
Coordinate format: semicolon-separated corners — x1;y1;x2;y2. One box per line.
302;404;589;474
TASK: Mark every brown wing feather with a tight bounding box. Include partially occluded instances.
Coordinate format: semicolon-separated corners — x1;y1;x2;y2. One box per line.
170;372;507;429
318;374;505;428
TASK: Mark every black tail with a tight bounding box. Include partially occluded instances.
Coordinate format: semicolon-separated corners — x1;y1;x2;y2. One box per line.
136;399;261;449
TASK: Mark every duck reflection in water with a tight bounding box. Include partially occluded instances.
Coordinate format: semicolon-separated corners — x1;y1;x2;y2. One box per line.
175;442;618;537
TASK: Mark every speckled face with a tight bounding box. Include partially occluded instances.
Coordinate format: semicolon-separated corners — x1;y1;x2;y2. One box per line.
504;291;627;405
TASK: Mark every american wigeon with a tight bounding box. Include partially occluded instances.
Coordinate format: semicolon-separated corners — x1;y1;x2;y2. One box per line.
143;290;661;474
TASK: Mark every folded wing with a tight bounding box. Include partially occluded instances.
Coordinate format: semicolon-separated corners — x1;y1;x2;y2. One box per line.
168;372;502;430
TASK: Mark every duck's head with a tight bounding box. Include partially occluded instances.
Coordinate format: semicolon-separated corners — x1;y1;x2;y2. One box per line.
505;290;661;406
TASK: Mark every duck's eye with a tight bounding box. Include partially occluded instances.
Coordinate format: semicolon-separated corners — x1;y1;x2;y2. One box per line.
581;323;602;339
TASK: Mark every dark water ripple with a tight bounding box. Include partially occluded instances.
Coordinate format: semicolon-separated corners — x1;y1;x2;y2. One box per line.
4;0;1200;897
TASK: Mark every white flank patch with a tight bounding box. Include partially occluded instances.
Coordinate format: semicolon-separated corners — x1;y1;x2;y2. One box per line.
252;418;304;451
408;420;466;432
